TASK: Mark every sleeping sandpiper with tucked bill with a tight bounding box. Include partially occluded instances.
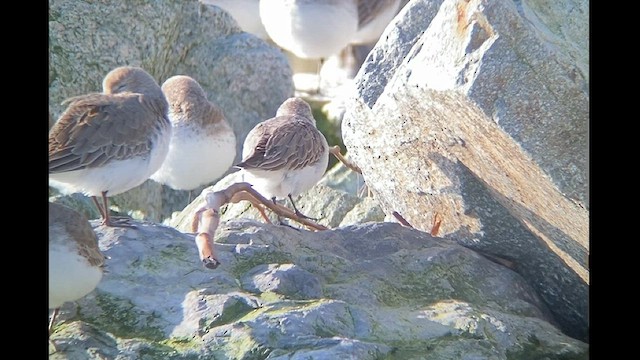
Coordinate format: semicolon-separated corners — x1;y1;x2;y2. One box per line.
150;75;236;192
49;66;172;227
235;97;329;220
49;202;106;336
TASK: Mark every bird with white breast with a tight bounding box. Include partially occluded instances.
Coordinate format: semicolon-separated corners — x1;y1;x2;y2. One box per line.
49;202;106;336
259;0;359;60
49;66;171;227
150;75;237;192
259;0;402;95
258;0;402;59
235;97;329;220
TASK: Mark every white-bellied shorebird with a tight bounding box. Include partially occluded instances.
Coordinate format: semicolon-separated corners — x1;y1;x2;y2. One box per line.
150;75;236;192
49;66;171;227
235;97;329;220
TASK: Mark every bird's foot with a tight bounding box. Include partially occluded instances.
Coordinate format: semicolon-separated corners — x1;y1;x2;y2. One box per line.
294;210;318;222
202;256;221;270
102;215;137;228
276;217;302;231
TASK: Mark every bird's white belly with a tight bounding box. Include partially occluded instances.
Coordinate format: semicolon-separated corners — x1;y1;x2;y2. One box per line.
49;244;103;309
49;130;171;197
260;0;358;59
242;151;328;200
151;126;236;190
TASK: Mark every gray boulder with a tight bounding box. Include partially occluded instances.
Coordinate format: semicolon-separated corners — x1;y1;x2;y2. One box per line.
240;263;323;300
341;0;589;341
48;219;587;359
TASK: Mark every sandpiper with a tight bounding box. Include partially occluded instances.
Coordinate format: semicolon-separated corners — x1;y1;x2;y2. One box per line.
49;66;171;227
49;202;105;334
259;0;359;60
259;0;401;95
150;75;237;191
235;97;329;219
259;0;401;59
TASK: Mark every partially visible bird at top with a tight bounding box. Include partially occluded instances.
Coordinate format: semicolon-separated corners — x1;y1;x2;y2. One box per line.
48;65;172;227
258;0;401;59
235;97;329;220
258;0;402;95
259;0;359;60
150;75;237;192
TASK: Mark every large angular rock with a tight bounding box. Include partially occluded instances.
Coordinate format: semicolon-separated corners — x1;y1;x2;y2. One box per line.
341;0;589;341
49;0;294;221
48;219;588;358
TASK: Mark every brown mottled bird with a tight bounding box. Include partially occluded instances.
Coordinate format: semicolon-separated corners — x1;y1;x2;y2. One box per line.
150;75;236;191
235;97;329;219
49;66;171;227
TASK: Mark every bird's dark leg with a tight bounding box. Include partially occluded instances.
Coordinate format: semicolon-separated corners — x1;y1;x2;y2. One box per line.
288;194;317;221
100;191;135;228
91;196;106;221
272;197;286;225
269;197;298;230
315;57;325;95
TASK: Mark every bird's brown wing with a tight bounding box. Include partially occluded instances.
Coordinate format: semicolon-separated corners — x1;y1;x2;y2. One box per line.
49;92;168;173
49;202;106;267
236;116;326;171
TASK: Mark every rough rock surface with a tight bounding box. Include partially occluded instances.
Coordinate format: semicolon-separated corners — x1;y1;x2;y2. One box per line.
48;0;590;354
49;218;588;359
341;0;589;341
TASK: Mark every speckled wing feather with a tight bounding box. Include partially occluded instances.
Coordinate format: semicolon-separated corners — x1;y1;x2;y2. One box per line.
236;116;325;171
358;0;395;28
49;92;167;173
